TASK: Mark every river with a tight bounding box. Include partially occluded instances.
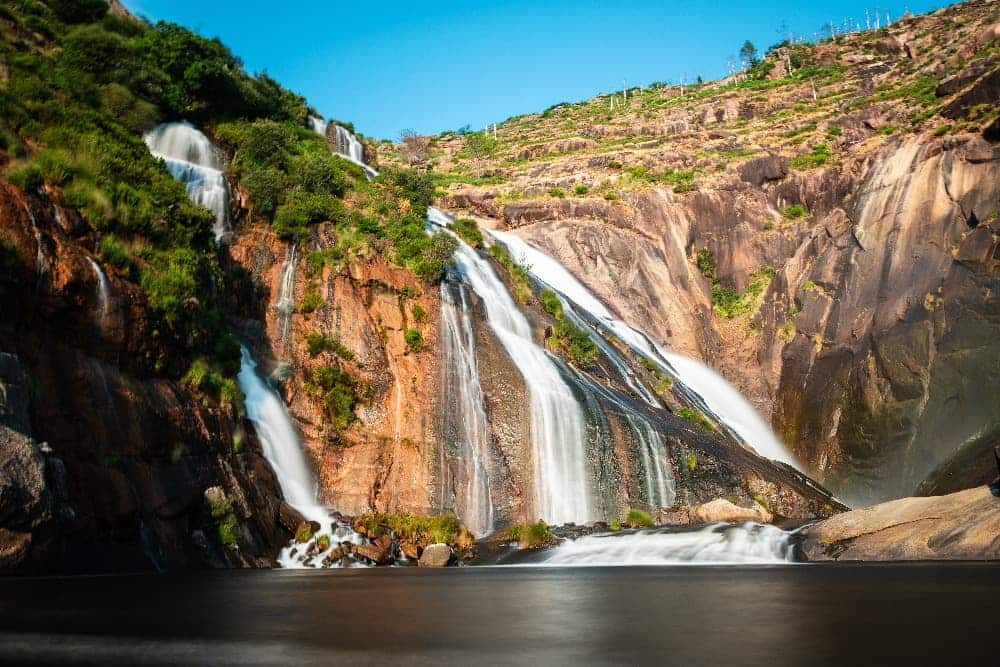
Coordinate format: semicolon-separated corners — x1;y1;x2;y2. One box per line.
0;564;996;665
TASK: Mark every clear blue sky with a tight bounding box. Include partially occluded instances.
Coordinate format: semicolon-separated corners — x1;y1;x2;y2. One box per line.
124;1;945;140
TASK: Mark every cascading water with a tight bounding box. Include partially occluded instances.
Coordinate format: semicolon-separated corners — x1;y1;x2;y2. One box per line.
87;258;110;321
439;282;495;536
238;348;364;568
433;210;594;525
333;125;365;164
144;122;230;241
536;523;796;566
307;115;328;139
487;229;801;470
275;244;297;347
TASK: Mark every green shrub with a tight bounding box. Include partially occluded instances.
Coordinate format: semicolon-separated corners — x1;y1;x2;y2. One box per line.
547;187;566;198
98;234;129;269
404;328;424;353
934;124;952;137
678;407;715;431
464;132;499;158
695;247;716;280
181;357;244;411
826;124;842;138
452;217;483;249
802;279;817;292
488;244;532;304
507;520;553;547
603;191;619;201
299;290;324;314
363;513;463;546
305;365;357;428
625;508;654;528
411;303;427;323
538;289;563;318
686;453;698;471
552;320;598;365
783;204;808;219
218;513;239;548
306;333;354;360
712;266;776;319
574;183;589;195
790;143;830;170
763;219;775;231
315;534;332;551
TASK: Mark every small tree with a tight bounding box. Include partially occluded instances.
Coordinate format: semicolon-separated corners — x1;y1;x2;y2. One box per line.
739;40;759;68
399;129;430;165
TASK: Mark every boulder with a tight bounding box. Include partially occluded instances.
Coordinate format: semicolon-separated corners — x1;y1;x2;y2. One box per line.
353;543;391;565
738;155;788;187
801;487;1000;561
693;499;773;524
417;543;453;567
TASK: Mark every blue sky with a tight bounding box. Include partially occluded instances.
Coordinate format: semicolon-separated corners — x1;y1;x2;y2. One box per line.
124;1;946;140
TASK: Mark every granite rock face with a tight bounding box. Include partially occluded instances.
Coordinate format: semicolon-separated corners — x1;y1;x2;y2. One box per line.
800;487;1000;561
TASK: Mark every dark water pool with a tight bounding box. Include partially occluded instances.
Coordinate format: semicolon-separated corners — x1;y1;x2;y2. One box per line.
0;563;997;666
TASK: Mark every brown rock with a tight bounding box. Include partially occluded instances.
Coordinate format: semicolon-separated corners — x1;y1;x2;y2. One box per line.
417;543;453;567
738;155;789;187
693;499;772;524
801;487;1000;561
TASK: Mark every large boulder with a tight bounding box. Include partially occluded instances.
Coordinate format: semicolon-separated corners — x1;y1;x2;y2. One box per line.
738;155;788;187
801;487;1000;561
418;543;453;567
693;499;772;524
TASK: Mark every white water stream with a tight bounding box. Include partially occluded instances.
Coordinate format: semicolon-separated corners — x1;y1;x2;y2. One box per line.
438;213;594;525
87;258;110;320
487;229;801;470
440;282;495;536
144;122;230;241
538;523;795;566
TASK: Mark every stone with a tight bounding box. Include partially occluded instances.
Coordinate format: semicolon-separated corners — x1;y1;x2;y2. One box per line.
693;499;773;524
738;155;788;187
418;543;453;567
801;487;1000;561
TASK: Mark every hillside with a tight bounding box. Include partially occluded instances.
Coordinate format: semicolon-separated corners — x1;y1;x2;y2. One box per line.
410;0;1000;506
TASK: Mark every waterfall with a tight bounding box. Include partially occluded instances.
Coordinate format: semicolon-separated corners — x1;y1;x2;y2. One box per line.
487;229;801;470
26;206;47;290
627;414;676;508
144;122;230;241
307;115;328;139
333;125;365;164
537;523;795;566
435;212;593;525
439;282;495;537
275;244;297;347
238;347;364;568
87;258;110;320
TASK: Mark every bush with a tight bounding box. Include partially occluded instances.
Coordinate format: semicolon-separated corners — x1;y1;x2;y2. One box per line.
404;328;424;353
625;508;653;528
552;320;598;365
411;303;427;323
306;333;354;360
488;244;532;304
452;217;483;249
315;534;332;551
98;234;129;269
363;513;464;547
547;187;566;198
603;191;619;201
218;513;239;548
48;0;109;24
538;289;563;318
299;290;324;314
464;132;499;158
295;523;314;543
783;204;808;219
790;143;830;170
507;520;553;548
763;219;775;231
305;365;357;428
574;184;589;195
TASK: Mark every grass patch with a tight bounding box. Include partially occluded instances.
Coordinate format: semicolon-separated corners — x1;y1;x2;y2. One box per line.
404;328;424;353
452;217;484;249
306;333;355;360
488;244;532;305
625;508;654;528
507;520;554;548
783;204;808;220
304;365;357;428
678;407;716;432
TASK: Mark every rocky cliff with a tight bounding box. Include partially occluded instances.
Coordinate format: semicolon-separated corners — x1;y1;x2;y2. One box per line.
421;0;1000;506
0;183;294;573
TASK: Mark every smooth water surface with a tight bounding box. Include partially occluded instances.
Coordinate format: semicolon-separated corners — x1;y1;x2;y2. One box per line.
0;564;996;666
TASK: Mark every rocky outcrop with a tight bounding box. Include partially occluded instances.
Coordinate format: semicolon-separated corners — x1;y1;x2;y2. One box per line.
0;183;292;573
417;542;452;567
693;498;772;524
800;486;1000;561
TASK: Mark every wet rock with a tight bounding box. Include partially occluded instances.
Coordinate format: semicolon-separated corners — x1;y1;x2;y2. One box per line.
277;502;307;533
801;487;1000;561
353;543;391;565
693;499;772;524
418;543;453;567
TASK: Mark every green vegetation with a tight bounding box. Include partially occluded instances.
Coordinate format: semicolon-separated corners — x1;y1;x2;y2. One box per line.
678;407;716;432
488;244;532;305
304;365;357;428
790;143;831;170
573;183;589;195
208;491;239;547
452;217;483;249
507;520;554;548
696;249;776;319
625;508;654;528
181;357;244;413
411;303;428;323
686;452;699;471
298;290;324;314
315;534;332;551
305;333;354;360
547;187;566;198
783;204;808;220
463;132;499;158
295;523;314;543
802;279;817;292
404;328;424;353
763;219;775;231
363;512;464;546
538;289;598;365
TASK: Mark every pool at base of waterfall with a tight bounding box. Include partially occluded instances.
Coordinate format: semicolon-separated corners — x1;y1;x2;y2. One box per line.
1;564;995;665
